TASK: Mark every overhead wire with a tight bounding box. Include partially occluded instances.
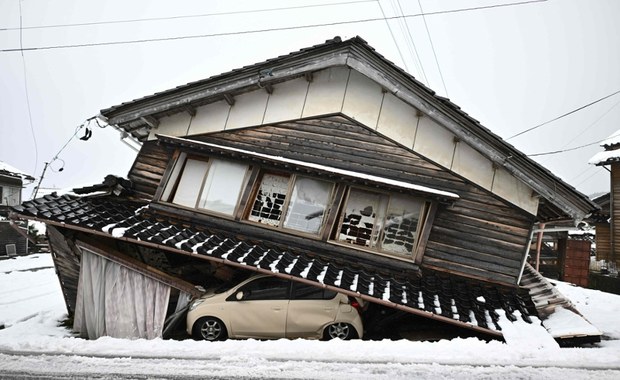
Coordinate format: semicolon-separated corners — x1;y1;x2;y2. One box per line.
18;0;38;177
526;98;620;157
394;0;429;84
0;0;548;53
377;0;410;72
507;89;620;140
417;0;449;97
0;0;376;31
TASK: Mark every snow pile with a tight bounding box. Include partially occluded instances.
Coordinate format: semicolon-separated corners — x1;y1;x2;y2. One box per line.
1;254;620;378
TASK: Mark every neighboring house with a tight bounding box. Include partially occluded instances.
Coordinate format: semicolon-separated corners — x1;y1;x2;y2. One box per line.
1;161;34;257
590;132;620;267
10;37;601;344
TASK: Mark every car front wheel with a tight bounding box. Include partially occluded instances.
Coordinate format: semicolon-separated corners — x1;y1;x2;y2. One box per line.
324;323;357;340
193;317;228;341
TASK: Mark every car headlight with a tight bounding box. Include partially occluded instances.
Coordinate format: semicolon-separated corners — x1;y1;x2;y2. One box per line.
188;298;205;311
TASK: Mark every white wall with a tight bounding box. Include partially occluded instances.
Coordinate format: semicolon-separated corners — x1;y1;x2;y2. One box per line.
147;66;539;215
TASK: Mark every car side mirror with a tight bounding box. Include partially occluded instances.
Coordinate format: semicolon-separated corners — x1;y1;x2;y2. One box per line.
235;291;244;301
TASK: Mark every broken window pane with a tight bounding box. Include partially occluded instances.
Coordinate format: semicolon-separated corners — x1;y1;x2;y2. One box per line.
172;159;209;208
198;159;248;215
338;189;381;247
381;195;423;256
283;177;332;234
248;173;290;227
336;188;426;259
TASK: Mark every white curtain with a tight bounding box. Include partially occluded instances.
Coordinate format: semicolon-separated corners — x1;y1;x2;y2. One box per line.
73;248;171;340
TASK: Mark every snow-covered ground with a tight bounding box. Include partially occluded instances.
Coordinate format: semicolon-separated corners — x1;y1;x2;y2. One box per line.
1;254;620;379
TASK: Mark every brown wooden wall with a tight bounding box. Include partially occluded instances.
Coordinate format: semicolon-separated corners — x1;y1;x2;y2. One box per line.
612;163;620;264
183;115;534;286
127;141;172;199
595;222;611;262
126;115;534;286
47;226;81;316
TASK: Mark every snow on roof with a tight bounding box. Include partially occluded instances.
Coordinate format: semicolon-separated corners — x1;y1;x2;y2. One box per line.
543;306;601;339
0;161;34;181
600;129;620;147
159;135;459;199
589;149;620;165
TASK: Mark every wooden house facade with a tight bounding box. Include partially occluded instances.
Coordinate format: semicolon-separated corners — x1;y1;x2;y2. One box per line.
10;37;600;343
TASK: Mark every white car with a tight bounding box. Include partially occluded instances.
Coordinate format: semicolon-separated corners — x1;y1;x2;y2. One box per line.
187;275;364;341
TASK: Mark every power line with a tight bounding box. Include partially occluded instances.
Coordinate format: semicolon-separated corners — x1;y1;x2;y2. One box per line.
527;128;620;158
507;89;620;140
377;0;410;72
0;0;376;31
395;0;429;84
418;0;449;97
0;0;548;53
19;0;38;177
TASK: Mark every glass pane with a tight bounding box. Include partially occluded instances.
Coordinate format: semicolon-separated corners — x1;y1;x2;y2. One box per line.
248;173;290;226
240;277;290;300
381;195;424;256
338;189;381;247
171;159;209;207
198;159;248;215
283;177;332;234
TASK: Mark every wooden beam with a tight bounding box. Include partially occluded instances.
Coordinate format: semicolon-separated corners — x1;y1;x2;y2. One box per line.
184;105;196;117
140;115;160;129
75;239;202;298
414;202;438;265
223;93;235;106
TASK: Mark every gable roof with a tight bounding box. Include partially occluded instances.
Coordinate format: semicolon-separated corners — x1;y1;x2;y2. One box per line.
98;36;597;222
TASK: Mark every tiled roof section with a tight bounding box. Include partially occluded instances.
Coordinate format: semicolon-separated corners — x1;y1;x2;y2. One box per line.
12;193;536;335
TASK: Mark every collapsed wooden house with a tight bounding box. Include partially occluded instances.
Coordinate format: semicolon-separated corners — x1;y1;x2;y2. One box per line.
10;37;601;343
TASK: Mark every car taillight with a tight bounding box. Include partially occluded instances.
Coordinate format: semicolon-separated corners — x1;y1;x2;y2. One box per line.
349;297;362;314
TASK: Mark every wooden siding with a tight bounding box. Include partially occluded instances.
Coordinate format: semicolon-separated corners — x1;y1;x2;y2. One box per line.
47;226;81;316
612;163;620;264
188;115;534;286
127;141;172;198
595;222;611;262
0;222;28;256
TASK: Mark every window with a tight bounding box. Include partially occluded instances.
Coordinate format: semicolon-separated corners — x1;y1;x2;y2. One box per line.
248;173;333;235
236;277;290;301
163;156;249;216
291;282;337;300
335;188;427;258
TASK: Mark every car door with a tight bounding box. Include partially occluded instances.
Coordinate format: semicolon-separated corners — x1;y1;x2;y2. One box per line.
286;282;339;338
227;276;290;338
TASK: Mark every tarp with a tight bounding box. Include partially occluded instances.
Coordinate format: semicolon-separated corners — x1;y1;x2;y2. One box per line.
73;248;170;339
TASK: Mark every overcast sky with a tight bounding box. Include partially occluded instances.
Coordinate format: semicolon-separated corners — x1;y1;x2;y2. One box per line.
1;0;619;200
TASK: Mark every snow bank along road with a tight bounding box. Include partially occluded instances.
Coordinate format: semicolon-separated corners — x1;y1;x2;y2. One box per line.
1;254;620;379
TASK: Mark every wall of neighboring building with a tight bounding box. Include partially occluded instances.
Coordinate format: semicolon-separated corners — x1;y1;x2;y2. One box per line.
612;163;620;265
147;66;539;217
0;221;28;257
0;175;23;206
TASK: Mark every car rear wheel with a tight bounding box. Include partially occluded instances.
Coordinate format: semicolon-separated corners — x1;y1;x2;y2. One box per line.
193;317;228;341
324;322;357;340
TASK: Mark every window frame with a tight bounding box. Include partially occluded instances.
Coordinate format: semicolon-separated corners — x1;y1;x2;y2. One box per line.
159;153;252;219
244;170;336;237
331;186;430;261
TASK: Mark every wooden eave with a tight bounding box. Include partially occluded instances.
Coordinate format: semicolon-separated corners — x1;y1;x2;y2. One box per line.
99;36;597;223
